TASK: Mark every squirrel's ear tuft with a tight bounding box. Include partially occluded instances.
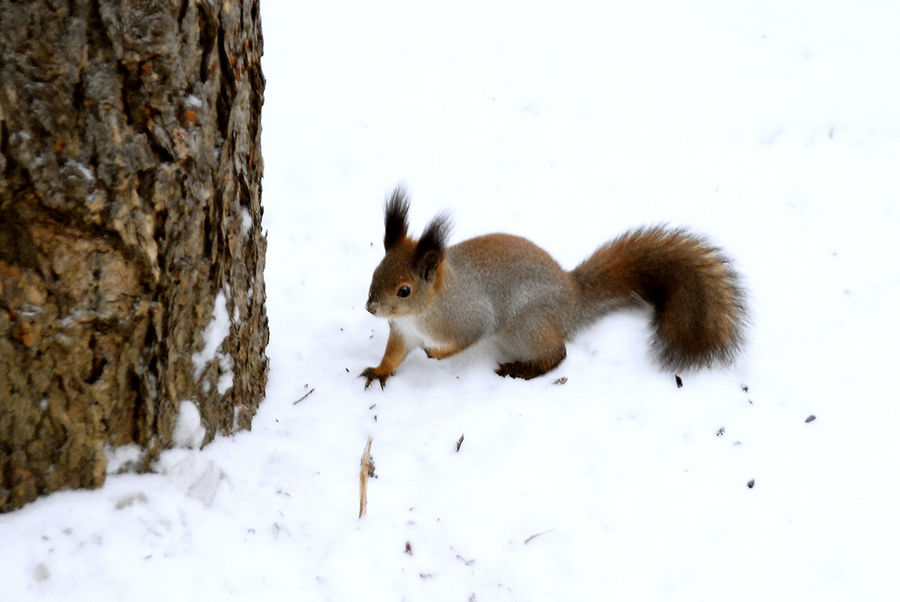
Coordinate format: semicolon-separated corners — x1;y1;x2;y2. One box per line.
384;186;410;250
415;213;451;281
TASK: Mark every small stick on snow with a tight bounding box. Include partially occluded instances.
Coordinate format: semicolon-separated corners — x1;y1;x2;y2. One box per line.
292;387;316;405
359;436;375;518
456;434;465;452
524;529;554;544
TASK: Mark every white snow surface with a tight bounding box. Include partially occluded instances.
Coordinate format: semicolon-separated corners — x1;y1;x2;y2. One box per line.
4;1;900;600
172;401;205;450
192;288;235;395
192;289;231;376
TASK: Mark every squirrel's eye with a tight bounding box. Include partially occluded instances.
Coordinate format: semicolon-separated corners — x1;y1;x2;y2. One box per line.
397;285;411;298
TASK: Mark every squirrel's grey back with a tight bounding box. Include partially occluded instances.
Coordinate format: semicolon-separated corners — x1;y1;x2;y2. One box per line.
445;234;578;334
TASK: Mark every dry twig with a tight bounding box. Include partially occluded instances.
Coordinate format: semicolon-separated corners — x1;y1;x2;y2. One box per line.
292;387;316;405
359;436;375;518
524;529;554;544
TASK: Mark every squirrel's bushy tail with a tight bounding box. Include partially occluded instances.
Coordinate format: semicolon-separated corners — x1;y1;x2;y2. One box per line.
571;227;747;370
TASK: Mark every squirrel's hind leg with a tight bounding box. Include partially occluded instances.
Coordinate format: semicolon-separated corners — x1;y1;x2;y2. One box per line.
496;344;567;380
494;315;569;379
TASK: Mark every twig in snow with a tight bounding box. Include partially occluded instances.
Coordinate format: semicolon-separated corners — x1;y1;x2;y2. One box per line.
524;529;554;544
456;434;465;452
292;387;316;405
359;436;375;518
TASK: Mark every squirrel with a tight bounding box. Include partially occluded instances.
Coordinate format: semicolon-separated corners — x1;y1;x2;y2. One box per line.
362;187;746;389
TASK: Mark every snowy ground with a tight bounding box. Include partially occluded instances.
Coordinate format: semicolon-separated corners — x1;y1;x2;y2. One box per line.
4;1;900;600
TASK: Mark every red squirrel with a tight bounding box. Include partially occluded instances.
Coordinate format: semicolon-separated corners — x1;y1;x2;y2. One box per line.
362;187;746;389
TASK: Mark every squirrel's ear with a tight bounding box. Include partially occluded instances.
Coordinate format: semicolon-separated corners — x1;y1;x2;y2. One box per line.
384;187;409;251
418;250;442;282
415;213;451;281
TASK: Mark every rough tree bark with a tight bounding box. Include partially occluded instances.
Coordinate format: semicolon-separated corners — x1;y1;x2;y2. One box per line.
0;0;268;512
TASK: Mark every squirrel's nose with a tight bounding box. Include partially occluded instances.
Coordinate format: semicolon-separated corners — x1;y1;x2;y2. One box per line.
366;299;377;315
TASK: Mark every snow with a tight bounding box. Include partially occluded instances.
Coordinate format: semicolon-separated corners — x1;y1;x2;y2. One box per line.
240;207;253;236
184;94;203;109
4;1;900;600
64;159;94;182
192;288;234;395
192;291;228;373
172;401;205;449
105;443;142;474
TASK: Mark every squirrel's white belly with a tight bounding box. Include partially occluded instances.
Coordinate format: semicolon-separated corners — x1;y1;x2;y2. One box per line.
392;316;443;349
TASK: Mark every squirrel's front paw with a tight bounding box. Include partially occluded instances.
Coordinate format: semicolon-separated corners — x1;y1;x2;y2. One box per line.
361;367;391;390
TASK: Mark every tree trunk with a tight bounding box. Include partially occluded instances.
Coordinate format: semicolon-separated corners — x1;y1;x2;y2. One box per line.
0;0;268;512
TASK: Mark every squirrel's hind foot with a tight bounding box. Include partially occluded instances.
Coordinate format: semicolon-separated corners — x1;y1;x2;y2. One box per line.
495;346;566;380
